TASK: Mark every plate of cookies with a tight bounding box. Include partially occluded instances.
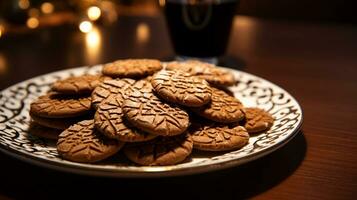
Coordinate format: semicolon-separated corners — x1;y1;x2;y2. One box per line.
0;59;302;177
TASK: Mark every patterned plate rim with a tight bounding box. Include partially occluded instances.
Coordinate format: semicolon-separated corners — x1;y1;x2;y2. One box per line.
0;65;303;177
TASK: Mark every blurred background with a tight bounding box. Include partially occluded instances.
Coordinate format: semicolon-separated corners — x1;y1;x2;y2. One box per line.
0;0;356;86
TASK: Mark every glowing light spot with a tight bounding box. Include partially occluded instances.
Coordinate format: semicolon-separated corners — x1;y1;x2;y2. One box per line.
79;21;93;33
18;0;30;9
136;23;150;44
87;6;101;21
85;28;102;64
159;0;166;7
27;17;39;29
0;25;4;38
0;54;8;75
41;2;54;14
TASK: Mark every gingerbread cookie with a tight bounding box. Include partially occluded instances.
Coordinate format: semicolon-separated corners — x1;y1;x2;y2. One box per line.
57;120;123;163
30;93;92;118
124;134;193;166
102;59;162;78
30;113;91;130
243;107;274;133
52;75;110;95
29;122;61;140
192;87;244;123
189;121;249;151
166;60;235;86
122;80;189;136
151;70;212;107
94;96;157;142
91;78;136;108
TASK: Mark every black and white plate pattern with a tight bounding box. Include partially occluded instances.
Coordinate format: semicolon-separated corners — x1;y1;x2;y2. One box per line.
0;65;303;177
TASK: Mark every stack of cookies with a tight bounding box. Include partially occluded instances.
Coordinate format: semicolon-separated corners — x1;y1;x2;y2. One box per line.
29;59;274;166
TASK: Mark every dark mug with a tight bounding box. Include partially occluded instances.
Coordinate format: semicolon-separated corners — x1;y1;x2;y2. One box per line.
164;0;239;62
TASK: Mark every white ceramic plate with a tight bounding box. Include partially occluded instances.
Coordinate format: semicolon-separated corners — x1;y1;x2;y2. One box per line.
0;65;303;177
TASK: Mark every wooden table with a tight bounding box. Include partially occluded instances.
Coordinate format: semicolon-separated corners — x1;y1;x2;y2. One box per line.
0;15;356;199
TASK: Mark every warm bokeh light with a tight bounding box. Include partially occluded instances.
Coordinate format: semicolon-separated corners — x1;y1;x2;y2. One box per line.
0;54;8;75
27;17;39;29
18;0;30;9
87;6;101;21
79;21;93;33
136;23;150;44
0;25;4;38
85;28;102;64
159;0;166;7
41;2;54;14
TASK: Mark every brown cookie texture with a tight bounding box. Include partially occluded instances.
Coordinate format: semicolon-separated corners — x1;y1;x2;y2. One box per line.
166;60;235;86
57;120;123;163
30;93;92;118
189;121;249;151
124;134;193;166
151;70;212;107
243;107;274;133
102;59;162;78
29;122;62;140
122;80;189;136
91;78;136;108
52;75;111;95
94;96;157;142
30;113;91;130
192;87;244;123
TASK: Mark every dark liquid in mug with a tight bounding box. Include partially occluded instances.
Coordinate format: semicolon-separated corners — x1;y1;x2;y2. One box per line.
164;0;238;57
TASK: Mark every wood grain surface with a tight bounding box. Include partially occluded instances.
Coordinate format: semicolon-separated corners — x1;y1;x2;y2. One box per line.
0;15;356;199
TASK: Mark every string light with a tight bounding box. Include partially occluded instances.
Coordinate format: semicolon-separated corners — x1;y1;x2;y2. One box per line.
27;17;39;29
18;0;30;9
79;21;93;33
87;6;101;21
41;2;54;14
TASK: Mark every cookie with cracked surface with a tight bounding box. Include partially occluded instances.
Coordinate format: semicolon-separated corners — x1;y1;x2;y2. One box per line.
124;134;193;166
57;120;123;163
91;78;136;108
29;122;61;140
122;80;189;136
189;121;249;151
192;87;244;123
151;70;212;107
30;93;92;118
94;95;157;142
30;113;92;130
102;59;162;78
166;60;235;86
243;107;274;133
52;75;111;95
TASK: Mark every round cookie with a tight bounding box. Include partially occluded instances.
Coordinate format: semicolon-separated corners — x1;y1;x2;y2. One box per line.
94;95;157;142
192;87;244;123
52;75;111;95
151;70;212;107
243;107;274;133
91;78;136;108
122;80;189;136
57;120;123;163
29;122;62;140
30;113;91;130
124;134;193;166
189;121;249;151
30;93;92;118
102;59;162;78
166;60;235;86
